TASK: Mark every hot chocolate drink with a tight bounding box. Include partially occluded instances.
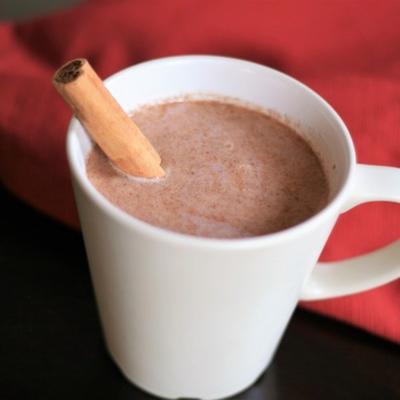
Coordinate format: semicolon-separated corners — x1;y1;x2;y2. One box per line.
86;100;329;238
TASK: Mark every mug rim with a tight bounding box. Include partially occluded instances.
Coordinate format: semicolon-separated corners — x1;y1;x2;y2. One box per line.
67;55;356;249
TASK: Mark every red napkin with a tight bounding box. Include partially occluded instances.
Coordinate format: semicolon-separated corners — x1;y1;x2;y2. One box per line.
1;0;399;342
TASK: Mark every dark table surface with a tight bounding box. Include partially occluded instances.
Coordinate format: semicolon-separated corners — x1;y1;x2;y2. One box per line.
1;187;399;400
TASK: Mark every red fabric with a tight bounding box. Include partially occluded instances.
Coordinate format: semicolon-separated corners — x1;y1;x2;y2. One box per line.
0;0;399;342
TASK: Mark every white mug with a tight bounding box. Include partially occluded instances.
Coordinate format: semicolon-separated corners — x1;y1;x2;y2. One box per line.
66;56;400;400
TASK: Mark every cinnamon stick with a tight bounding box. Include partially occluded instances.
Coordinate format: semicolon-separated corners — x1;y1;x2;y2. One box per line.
53;58;165;178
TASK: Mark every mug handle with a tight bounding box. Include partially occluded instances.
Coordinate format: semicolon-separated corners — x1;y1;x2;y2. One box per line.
301;164;400;301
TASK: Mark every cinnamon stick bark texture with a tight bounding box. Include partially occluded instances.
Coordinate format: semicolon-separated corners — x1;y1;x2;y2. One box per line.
53;58;165;178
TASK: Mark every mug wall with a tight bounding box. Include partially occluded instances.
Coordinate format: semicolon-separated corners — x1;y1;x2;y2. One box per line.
73;178;337;399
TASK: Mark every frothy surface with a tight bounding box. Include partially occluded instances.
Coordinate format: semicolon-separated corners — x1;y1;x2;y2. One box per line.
86;100;329;238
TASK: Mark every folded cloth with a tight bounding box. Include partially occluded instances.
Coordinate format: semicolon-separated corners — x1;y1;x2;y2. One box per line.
0;0;399;342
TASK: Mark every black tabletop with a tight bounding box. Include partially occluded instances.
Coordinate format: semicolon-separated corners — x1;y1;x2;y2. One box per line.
1;187;399;400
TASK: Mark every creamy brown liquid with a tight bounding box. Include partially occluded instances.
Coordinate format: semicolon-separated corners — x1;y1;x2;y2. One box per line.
86;100;329;239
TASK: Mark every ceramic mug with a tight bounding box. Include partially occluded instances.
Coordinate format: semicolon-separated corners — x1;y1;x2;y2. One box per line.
66;56;400;400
